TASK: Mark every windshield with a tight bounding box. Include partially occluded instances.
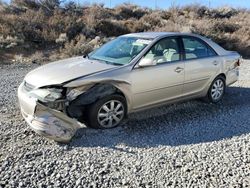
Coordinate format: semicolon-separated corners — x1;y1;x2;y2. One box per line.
88;37;152;65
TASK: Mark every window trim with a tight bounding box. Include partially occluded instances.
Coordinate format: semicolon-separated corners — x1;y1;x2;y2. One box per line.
180;36;218;61
133;36;184;69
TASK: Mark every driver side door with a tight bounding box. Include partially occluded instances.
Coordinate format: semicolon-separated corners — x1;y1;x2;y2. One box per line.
130;37;185;110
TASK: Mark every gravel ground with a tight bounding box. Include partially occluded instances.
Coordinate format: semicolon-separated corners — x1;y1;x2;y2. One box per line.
0;60;250;187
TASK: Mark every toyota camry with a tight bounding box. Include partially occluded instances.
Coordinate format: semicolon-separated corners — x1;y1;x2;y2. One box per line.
18;32;241;142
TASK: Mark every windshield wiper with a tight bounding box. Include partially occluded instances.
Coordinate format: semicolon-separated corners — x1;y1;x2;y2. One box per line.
88;57;123;66
104;61;123;66
97;59;122;66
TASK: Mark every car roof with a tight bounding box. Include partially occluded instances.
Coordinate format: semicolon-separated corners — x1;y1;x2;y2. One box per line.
122;32;202;39
122;32;228;56
122;32;178;39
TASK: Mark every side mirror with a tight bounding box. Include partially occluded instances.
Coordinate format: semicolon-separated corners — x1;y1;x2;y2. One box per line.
138;58;156;67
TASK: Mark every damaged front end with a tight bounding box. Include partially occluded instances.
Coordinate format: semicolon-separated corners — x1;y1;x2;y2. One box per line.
18;82;86;142
18;79;131;142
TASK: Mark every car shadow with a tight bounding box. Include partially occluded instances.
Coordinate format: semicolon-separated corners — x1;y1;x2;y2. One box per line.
69;86;250;149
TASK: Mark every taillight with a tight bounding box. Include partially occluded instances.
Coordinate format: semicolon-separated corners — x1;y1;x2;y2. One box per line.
235;59;240;67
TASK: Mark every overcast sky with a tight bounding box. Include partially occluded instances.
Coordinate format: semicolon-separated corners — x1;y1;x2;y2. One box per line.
2;0;250;9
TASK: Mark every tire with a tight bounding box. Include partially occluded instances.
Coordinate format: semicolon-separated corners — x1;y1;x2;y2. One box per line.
206;75;226;103
86;94;127;129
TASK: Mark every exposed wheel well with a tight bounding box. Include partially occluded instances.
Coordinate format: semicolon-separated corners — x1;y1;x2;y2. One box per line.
217;73;226;80
67;83;128;121
114;88;126;100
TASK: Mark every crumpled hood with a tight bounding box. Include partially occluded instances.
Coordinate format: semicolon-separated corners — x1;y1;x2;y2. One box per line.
24;56;116;88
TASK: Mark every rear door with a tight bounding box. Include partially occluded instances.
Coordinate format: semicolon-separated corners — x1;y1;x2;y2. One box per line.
181;36;221;96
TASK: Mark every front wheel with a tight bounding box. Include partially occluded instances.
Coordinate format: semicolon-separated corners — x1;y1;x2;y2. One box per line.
206;76;226;103
86;94;127;129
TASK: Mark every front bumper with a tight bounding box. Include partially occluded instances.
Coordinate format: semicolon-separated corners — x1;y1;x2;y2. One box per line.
18;82;84;142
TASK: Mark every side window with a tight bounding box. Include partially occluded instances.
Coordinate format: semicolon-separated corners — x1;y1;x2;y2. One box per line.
183;37;217;60
143;38;181;64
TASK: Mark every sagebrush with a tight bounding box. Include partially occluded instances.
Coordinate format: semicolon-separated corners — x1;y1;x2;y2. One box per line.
0;1;249;63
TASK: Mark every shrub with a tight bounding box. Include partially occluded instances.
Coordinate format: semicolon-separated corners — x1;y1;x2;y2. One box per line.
0;3;249;63
0;35;24;49
94;19;131;37
29;51;47;64
11;0;40;10
55;33;68;43
114;3;148;19
61;35;94;57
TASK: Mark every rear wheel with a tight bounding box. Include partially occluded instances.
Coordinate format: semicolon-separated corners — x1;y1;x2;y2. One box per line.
86;94;127;129
206;76;226;103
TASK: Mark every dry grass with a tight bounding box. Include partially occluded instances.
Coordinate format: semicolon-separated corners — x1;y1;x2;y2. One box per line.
0;1;249;63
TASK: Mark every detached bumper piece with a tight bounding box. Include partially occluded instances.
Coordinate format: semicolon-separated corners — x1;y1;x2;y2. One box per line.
18;82;84;142
21;103;84;142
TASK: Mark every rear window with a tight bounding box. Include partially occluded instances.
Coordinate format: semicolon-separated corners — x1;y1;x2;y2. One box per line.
183;37;217;60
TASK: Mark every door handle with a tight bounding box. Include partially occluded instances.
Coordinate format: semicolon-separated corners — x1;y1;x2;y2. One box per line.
213;61;218;65
175;67;184;73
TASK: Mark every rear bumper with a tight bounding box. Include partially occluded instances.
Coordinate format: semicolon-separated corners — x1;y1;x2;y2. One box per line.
18;82;84;142
226;68;239;86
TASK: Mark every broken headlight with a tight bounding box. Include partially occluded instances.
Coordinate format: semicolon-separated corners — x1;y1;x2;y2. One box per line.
66;85;93;101
29;88;63;102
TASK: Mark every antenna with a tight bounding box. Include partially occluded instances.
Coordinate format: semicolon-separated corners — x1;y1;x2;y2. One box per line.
155;0;157;9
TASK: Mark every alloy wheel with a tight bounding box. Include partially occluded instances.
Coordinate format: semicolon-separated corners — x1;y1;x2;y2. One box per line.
97;100;125;128
211;79;224;101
